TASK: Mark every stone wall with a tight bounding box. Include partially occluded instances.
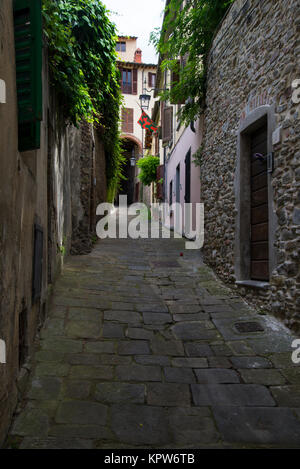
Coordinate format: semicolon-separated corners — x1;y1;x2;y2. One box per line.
70;122;107;255
0;0;107;445
94;127;107;208
202;0;300;331
0;0;22;445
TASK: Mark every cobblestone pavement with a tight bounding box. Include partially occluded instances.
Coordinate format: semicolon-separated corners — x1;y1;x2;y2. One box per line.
6;226;300;449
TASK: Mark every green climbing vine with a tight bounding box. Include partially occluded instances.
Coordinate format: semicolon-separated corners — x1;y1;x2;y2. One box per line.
151;0;234;125
192;144;204;167
42;0;124;201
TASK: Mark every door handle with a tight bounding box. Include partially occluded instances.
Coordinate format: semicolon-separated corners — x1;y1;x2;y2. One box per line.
253;153;267;162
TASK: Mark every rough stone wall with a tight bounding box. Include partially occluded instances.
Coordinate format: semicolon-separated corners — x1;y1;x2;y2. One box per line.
71;121;95;254
202;0;300;330
48;104;107;258
0;0;50;444
0;0;22;445
0;1;107;444
94;128;107;208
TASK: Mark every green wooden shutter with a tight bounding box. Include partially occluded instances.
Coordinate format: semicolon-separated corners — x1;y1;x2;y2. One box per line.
13;0;42;152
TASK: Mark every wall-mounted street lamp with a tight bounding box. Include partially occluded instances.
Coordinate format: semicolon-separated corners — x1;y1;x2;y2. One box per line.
130;147;136;166
139;93;151;110
139;78;168;111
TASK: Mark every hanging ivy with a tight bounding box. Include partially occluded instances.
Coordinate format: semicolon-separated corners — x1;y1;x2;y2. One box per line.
42;0;124;201
151;0;234;125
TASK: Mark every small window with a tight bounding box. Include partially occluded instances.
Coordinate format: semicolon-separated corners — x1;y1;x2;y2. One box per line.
122;69;132;94
148;72;156;89
116;41;126;52
162;106;173;143
119;68;137;95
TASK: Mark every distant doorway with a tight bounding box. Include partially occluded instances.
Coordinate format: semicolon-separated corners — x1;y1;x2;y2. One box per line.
118;139;138;205
185;149;191;203
176;164;180;203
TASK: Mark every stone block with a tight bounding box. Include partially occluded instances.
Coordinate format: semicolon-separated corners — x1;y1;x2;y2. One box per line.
55;401;108;425
191;384;276;406
147;383;191;406
95;382;145;404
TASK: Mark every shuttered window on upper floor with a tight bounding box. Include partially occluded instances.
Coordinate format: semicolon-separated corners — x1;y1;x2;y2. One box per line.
148;72;156;89
13;0;42;152
119;68;137;95
121;108;134;134
162;106;173;144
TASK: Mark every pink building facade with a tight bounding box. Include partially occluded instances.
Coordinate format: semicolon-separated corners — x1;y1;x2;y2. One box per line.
163;117;203;236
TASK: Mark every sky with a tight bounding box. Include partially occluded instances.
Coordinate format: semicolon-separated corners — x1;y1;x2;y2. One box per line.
103;0;166;64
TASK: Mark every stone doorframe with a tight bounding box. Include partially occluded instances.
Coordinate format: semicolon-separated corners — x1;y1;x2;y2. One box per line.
234;104;277;286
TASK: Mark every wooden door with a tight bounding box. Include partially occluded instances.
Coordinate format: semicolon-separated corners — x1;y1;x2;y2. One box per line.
250;126;269;281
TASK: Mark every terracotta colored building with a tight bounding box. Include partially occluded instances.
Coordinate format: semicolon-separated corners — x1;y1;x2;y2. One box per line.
116;36;157;205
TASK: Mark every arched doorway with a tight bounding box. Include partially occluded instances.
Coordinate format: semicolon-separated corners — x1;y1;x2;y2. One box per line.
118;135;142;205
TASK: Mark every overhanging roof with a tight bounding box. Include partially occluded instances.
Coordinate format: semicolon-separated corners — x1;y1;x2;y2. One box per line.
117;61;157;69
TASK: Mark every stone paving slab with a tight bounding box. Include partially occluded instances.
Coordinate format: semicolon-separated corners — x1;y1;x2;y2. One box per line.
5;222;300;449
213;407;300;446
191;384;276;407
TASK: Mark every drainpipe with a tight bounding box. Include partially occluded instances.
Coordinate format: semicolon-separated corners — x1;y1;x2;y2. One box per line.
0;79;6;103
163;146;166;203
0;78;7;363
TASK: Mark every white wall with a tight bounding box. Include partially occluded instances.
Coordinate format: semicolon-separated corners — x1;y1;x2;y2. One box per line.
117;37;137;62
121;66;157;149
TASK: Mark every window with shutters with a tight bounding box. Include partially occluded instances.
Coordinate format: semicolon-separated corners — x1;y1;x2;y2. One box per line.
121;108;134;133
13;0;42;152
119;68;137;95
121;69;132;94
162;106;173;144
148;72;156;89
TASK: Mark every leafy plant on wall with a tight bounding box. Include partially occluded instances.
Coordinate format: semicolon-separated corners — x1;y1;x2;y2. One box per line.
192;144;204;167
42;0;124;201
151;0;234;125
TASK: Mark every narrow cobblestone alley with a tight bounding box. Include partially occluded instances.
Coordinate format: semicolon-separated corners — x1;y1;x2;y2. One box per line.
6;224;300;449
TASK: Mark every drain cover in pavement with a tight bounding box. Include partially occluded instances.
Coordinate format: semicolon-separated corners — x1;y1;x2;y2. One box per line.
151;261;180;268
234;321;264;333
